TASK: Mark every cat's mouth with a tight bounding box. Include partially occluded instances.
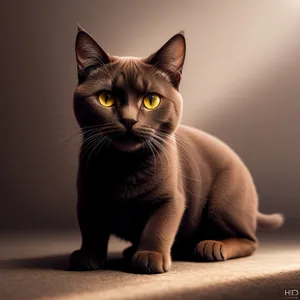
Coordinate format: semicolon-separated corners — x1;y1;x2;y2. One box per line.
111;132;144;152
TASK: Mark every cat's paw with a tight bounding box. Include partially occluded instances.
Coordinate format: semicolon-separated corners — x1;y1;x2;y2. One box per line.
194;240;227;262
131;250;171;274
69;250;106;271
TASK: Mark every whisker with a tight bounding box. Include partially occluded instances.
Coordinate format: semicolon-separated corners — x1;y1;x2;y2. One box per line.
80;132;104;159
146;140;157;173
87;135;109;167
96;136;112;157
150;137;172;182
58;123;114;145
157;130;203;170
154;135;207;199
80;126;118;159
155;133;205;184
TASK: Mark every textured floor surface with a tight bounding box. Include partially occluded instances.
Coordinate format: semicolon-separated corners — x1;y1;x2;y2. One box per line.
0;230;299;300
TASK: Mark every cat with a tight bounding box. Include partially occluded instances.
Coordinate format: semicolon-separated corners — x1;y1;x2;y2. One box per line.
70;25;284;274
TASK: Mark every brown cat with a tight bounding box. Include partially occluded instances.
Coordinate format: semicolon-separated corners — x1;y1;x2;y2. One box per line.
70;25;284;274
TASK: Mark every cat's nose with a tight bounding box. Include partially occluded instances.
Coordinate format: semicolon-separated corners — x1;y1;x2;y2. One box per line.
119;118;137;130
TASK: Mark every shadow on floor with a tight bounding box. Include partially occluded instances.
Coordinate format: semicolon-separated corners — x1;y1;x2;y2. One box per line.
0;247;202;273
0;252;131;273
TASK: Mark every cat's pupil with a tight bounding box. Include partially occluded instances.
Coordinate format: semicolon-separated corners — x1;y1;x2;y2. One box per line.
149;95;154;105
105;94;111;102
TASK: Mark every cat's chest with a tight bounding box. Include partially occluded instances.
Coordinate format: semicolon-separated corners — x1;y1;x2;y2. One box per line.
110;200;160;243
89;174;152;201
88;162;157;200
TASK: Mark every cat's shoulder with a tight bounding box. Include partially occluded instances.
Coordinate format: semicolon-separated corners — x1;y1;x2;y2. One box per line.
176;125;224;145
175;125;242;166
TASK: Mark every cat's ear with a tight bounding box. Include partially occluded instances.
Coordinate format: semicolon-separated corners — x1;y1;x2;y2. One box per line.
75;25;110;71
77;23;85;32
144;31;186;88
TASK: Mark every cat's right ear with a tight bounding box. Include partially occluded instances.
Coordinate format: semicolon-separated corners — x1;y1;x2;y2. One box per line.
75;25;110;72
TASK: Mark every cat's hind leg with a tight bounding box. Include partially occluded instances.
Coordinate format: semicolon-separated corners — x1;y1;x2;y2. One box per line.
194;166;259;262
194;238;256;262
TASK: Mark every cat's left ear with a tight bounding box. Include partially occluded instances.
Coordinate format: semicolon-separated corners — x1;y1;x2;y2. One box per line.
144;31;186;88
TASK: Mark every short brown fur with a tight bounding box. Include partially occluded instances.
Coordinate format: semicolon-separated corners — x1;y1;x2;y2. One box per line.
70;26;284;274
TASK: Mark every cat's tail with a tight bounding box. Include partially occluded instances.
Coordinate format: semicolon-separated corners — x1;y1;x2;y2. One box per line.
257;212;285;229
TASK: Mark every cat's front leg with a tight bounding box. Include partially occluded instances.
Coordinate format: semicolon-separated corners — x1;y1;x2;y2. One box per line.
69;200;110;271
132;197;185;274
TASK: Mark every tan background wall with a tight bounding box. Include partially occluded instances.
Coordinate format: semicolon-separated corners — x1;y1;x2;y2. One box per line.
0;0;299;230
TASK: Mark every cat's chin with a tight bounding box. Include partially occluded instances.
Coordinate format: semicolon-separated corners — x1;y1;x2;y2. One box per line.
111;139;143;152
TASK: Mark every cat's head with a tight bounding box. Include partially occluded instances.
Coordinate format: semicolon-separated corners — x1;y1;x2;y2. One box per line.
73;25;186;153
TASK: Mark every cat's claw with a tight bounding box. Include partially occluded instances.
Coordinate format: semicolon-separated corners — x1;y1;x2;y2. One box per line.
194;240;227;262
131;250;171;274
69;250;106;271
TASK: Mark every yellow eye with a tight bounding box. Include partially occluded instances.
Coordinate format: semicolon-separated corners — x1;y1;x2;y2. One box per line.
98;92;115;107
143;94;161;110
